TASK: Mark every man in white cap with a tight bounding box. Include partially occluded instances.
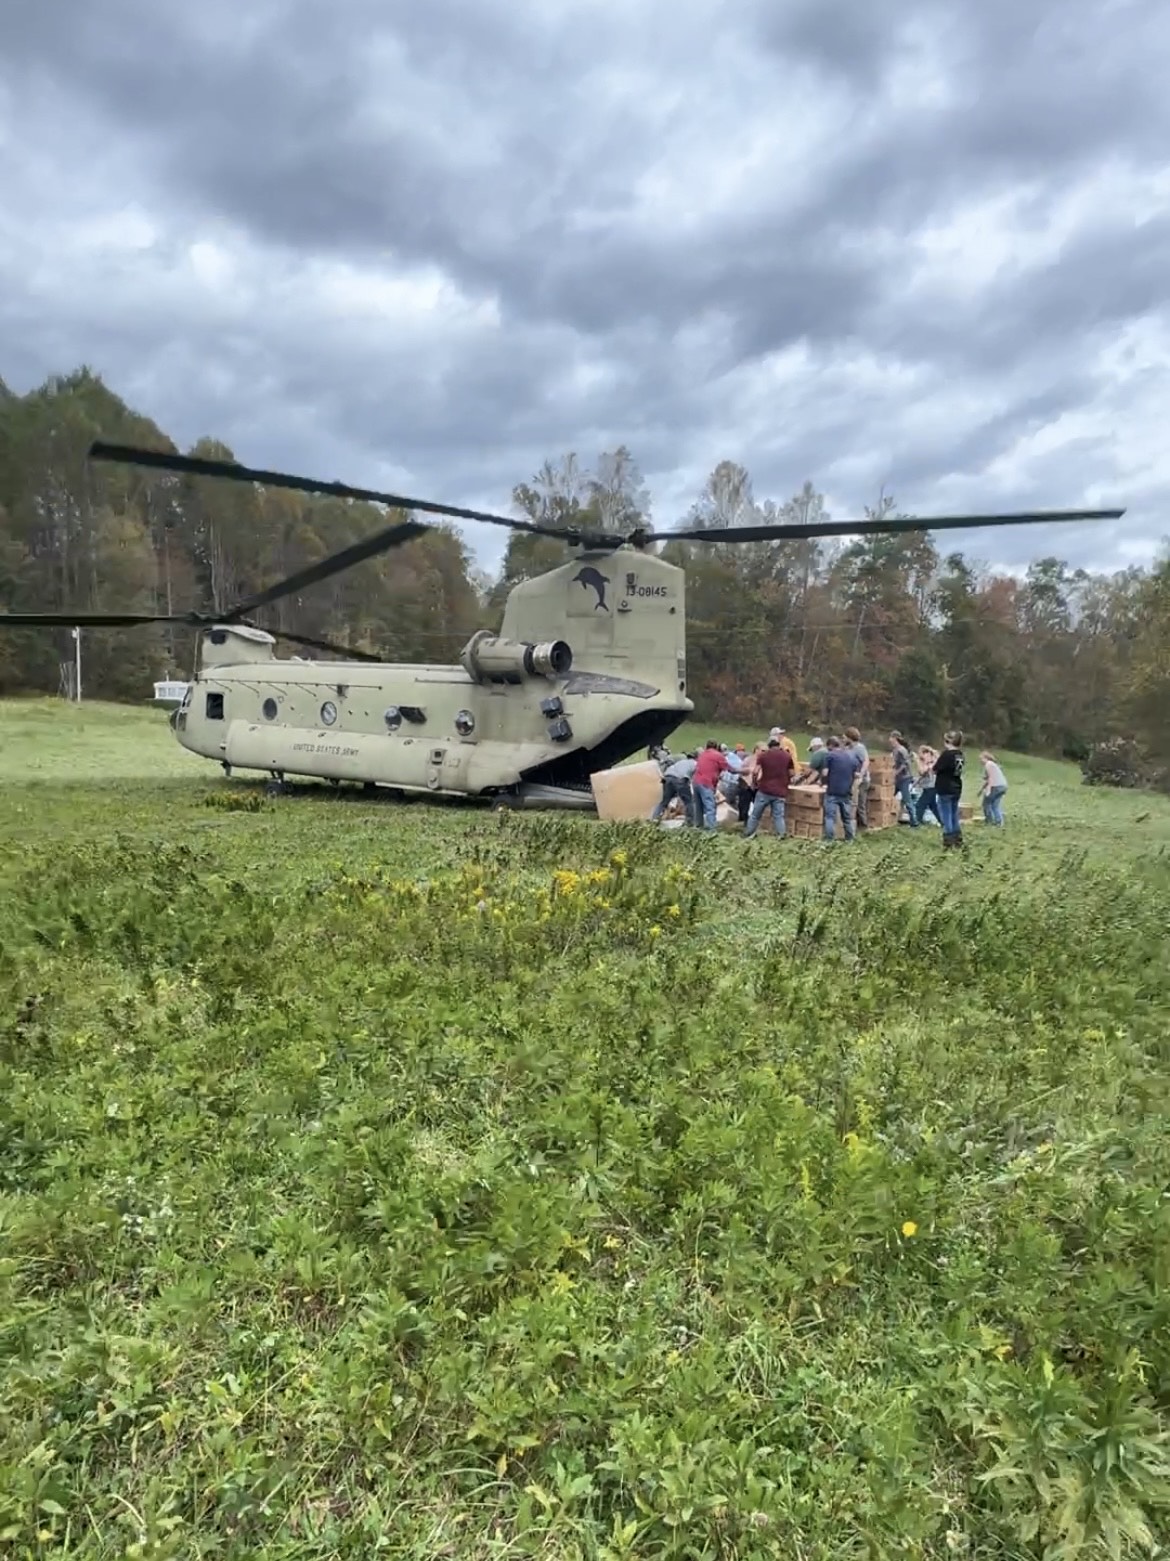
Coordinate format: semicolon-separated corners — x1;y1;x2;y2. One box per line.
795;735;825;784
769;726;800;767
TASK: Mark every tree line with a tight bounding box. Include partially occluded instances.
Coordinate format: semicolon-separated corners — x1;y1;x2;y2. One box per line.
1;367;1167;775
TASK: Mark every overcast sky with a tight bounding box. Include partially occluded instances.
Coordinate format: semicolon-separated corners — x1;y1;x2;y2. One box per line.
2;0;1168;578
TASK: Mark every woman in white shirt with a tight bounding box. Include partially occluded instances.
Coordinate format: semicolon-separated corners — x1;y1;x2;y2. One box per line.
914;744;941;825
979;751;1008;825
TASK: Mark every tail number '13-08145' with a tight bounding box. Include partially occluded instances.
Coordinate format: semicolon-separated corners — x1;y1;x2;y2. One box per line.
623;572;668;603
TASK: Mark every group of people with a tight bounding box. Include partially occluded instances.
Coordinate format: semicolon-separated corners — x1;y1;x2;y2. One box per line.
893;733;1009;841
650;725;1009;849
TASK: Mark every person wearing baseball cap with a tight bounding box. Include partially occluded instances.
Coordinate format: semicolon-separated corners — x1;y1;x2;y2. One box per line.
769;726;799;767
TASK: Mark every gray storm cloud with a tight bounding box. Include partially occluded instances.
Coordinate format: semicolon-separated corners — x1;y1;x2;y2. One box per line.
0;0;1167;576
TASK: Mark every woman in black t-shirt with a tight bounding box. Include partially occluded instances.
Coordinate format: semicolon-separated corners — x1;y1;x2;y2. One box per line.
933;730;965;849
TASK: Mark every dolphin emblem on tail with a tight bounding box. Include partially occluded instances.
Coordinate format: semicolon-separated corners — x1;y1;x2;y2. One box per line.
571;566;610;611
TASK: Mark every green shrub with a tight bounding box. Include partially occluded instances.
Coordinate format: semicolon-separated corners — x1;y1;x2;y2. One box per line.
1082;736;1167;792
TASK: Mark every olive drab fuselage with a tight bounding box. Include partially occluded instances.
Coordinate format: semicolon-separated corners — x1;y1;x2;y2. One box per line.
170;547;693;799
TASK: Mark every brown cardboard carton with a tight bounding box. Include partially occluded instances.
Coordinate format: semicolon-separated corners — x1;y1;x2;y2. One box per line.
591;760;664;821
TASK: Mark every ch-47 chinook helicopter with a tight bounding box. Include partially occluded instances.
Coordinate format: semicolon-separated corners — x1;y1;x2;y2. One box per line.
1;440;1125;809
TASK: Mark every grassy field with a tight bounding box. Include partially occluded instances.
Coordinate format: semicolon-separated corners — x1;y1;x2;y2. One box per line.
2;698;1169;1559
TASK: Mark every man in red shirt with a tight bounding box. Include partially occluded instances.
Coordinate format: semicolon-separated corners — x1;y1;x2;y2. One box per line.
743;738;794;838
691;740;728;830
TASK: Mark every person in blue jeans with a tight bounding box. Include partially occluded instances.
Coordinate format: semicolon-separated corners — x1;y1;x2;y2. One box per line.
889;730;919;826
743;738;794;838
933;730;965;848
651;751;697;825
809;735;861;841
691;740;728;831
914;743;942;825
979;751;1008;825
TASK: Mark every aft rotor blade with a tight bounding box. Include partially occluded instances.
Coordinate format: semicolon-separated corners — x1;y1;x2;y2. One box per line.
0;610;197;628
270;627;385;662
654;507;1126;545
88;441;568;540
220;519;430;620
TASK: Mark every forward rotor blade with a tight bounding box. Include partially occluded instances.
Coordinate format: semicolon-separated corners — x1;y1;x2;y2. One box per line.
220;519;430;620
0;611;197;628
654;507;1126;545
269;627;385;662
89;441;568;540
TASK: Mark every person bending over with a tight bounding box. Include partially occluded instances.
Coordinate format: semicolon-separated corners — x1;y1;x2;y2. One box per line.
651;750;697;825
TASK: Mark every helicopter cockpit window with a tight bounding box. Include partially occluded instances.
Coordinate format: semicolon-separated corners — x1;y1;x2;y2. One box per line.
206;692;224;720
262;697;278;721
384;706;402;731
320;700;338;727
454;708;475;736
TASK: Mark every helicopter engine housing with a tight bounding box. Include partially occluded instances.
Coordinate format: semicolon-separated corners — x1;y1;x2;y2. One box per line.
460;630;572;685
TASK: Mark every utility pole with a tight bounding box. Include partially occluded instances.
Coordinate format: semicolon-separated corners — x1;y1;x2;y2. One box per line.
72;627;82;702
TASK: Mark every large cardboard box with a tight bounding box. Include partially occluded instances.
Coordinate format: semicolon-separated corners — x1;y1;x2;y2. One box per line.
591;760;663;821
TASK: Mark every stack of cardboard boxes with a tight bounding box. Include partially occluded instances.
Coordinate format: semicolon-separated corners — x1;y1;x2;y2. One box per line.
863;751;899;827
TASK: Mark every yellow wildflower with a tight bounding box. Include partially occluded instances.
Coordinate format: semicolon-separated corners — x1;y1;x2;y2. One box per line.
901;1220;918;1238
610;849;628;868
603;1233;622;1250
648;925;662;938
552;869;581;896
666;903;681;917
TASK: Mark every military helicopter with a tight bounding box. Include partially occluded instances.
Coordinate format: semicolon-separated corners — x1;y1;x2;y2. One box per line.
1;440;1125;808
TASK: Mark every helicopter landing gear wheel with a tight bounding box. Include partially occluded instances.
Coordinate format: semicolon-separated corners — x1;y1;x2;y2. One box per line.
490;788;519;813
265;774;286;798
